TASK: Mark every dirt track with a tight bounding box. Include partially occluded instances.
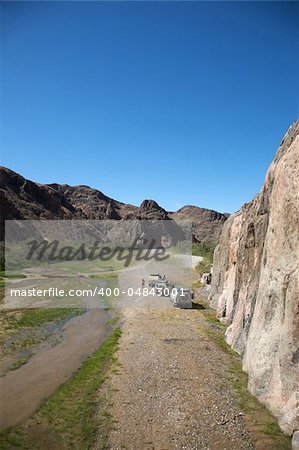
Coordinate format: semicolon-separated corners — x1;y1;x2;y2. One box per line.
96;263;255;450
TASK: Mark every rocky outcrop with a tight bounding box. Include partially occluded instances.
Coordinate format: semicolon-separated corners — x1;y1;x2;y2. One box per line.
170;205;227;243
47;183;129;220
0;168;227;242
138;199;169;220
210;119;299;435
0;167;84;222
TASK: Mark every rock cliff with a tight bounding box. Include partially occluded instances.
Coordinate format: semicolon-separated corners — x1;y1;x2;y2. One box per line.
210;119;299;435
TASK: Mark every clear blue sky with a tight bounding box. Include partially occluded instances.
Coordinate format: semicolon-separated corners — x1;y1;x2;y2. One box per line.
1;1;298;213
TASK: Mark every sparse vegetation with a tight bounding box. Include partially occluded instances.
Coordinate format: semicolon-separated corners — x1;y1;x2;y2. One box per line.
0;271;27;288
264;418;283;436
192;242;217;258
192;281;203;290
108;313;121;327
0;327;122;450
10;356;30;371
0;307;85;359
0;272;27;279
199;300;292;450
89;272;118;279
40;327;121;447
0;427;25;450
192;243;216;276
3;307;84;329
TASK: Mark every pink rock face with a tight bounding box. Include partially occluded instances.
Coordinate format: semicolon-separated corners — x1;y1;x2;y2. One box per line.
293;431;299;450
210;119;299;435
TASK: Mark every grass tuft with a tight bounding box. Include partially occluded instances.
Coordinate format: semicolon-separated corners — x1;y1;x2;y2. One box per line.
264;418;283;436
0;428;26;449
10;356;30;371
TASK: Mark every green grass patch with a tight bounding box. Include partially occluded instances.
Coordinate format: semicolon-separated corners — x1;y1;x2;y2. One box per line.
89;272;118;279
0;271;27;287
194;258;213;276
192;243;217;277
52;258;122;275
0;428;26;449
192;242;217;257
0;271;27;279
108;313;121;327
0;308;85;358
39;327;122;448
10;356;30;371
4;307;84;329
192;281;203;290
199;303;226;328
264;418;283;436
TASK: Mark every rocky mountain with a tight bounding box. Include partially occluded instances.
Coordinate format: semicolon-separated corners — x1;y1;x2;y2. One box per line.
0;167;83;221
0;167;227;242
170;205;227;243
210;119;299;435
47;182;138;220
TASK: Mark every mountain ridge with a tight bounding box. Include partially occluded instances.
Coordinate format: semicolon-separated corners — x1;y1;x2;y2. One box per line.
0;166;227;242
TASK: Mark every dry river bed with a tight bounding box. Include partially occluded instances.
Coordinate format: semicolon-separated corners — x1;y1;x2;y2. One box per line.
0;277;111;429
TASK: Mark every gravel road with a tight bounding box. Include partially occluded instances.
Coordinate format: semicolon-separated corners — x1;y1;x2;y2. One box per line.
96;261;255;450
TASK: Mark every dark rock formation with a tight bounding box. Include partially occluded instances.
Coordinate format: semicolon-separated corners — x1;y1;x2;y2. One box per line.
0;167;83;223
138;200;169;220
170;205;227;243
47;183;125;220
0;168;227;242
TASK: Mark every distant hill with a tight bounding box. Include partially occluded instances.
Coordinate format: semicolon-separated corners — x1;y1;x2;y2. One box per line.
0;166;227;242
170;205;227;243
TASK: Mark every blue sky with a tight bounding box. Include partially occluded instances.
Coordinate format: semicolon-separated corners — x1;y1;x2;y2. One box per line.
1;1;298;213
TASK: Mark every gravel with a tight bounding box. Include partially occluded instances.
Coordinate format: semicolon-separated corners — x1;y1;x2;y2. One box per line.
96;263;255;450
